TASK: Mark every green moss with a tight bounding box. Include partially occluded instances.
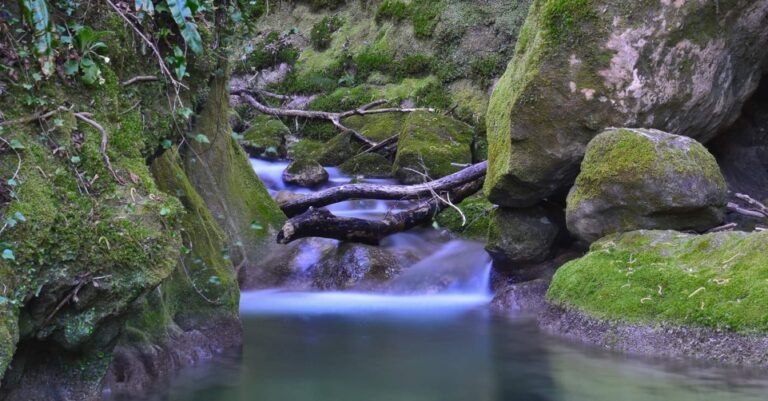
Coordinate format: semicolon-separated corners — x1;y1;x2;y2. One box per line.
393;111;473;184
311;16;344;51
342;113;406;142
469;54;506;88
374;0;445;39
375;0;410;23
309;85;378;112
339;153;393;178
567;128;727;212
548;230;768;333
240;115;290;160
289;139;326;161
540;0;596;41
316;132;365;166
394;53;435;79
435;194;494;240
241;31;300;72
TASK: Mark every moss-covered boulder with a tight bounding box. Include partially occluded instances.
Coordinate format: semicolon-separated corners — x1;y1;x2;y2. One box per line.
485;0;768;207
393;111;473;184
548;230;768;332
283;159;330;187
435;194;494;240
310;243;403;290
239;115;290;160
316;131;365;166
566;128;727;243
338;153;393;178
342;113;407;142
183;76;286;280
486;206;560;279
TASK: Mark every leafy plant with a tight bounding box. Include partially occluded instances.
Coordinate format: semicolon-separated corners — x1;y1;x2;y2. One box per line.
310;15;343;50
166;0;203;54
63;26;111;85
19;0;54;76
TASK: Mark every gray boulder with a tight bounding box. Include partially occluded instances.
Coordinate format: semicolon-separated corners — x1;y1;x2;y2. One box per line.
282;159;329;187
566;128;727;243
485;0;768;207
486;206;560;277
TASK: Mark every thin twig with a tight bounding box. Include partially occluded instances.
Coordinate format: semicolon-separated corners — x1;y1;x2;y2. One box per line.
121;75;159;86
73;112;126;185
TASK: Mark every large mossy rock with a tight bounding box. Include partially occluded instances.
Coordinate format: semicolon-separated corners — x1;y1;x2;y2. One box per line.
239;115;290;160
485;0;768;207
183;76;286;280
566;128;727;243
282;159;330;187
316;131;365;166
548;230;768;332
486;206;560;279
338;153;393;178
393;111;473;184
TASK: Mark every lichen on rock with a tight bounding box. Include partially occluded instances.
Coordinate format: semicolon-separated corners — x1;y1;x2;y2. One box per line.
566;128;727;243
485;0;768;207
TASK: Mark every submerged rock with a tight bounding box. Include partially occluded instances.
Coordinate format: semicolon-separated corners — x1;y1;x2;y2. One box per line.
393;111;473;184
311;243;403;290
485;0;768;207
486;206;560;280
548;229;768;333
282;159;330;187
239;115;290;160
566;128;727;243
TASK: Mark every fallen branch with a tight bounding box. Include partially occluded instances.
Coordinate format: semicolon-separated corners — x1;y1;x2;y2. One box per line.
234;90;434;148
73;112;126;185
281;161;487;217
121;75;159;86
277;178;483;245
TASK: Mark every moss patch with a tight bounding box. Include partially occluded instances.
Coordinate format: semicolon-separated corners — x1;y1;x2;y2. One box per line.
549;230;768;333
240;115;290;160
339;153;393;178
393;111;473;184
435;194;494;240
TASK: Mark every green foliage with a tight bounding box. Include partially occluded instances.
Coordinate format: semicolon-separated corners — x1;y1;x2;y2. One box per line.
302;0;346;11
413;81;451;109
166;0;203;54
353;40;393;80
308;85;376;113
242;31;300;71
394;54;434;78
310;16;343;51
375;0;409;22
63;26;111;85
19;0;54;76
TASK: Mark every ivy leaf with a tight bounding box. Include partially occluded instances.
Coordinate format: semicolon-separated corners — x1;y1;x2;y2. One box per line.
9;139;25;150
193;134;210;144
19;0;54;76
231;132;244;141
208;275;221;285
63;60;80;76
6;178;17;187
2;249;15;261
4;218;16;228
250;220;263;231
70;155;81;164
177;107;193;119
167;0;203;54
162;139;173;149
135;0;155;15
159;207;171;216
14;212;26;222
0;296;8;305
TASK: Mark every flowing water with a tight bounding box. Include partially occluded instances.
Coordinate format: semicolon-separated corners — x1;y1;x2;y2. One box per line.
122;159;768;401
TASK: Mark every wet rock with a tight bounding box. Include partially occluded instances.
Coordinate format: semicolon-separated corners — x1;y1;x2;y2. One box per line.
486;206;560;279
274;190;305;206
239;115;290;161
485;0;768;207
310;243;403;290
393;111;473;184
491;279;550;314
566;128;727;243
282;159;330;187
316;131;365;166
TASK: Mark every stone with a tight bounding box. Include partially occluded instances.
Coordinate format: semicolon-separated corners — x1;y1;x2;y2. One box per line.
239;115;290;161
310;243;403;290
393;111;473;184
566;128;727;243
486;206;560;276
338;153;393;178
485;0;768;207
435;194;494;240
282;159;330;187
274;190;306;206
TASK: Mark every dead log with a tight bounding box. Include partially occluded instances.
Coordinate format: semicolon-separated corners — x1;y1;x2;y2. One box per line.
277;178;484;245
233;90;434;148
281;161;488;217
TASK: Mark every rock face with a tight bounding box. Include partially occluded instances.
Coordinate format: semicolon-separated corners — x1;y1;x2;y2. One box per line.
486;206;560;279
710;78;768;200
239;115;290;160
393;111;473;184
566;128;727;243
485;0;768;207
548;230;768;333
282;159;330;187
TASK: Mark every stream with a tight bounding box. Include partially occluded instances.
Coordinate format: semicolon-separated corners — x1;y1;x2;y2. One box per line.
121;159;768;401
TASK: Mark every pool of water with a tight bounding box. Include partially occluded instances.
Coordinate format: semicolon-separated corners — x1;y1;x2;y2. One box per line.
121;159;768;400
127;295;768;401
